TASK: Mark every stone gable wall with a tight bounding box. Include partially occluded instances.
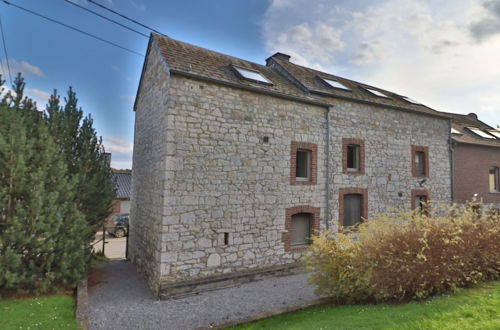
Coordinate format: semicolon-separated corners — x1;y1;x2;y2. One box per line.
129;40;171;294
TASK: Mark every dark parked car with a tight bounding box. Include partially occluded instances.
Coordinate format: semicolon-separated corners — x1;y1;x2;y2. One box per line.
107;213;129;238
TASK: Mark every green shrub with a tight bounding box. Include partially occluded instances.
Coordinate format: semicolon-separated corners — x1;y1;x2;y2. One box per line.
304;204;500;303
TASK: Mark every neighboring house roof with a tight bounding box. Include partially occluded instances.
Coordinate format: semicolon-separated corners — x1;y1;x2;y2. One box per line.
113;171;131;199
147;34;447;119
442;112;500;148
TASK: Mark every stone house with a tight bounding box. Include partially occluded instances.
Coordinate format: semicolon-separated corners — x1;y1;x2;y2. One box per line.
129;34;452;297
443;112;500;208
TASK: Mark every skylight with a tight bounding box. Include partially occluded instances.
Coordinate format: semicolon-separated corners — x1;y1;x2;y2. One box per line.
233;66;271;84
322;78;351;91
365;88;389;98
451;128;462;135
402;96;422;105
488;130;500;139
467;127;496;139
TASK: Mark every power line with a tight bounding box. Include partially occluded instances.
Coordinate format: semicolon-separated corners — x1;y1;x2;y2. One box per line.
0;15;12;85
62;0;148;38
86;0;164;36
1;0;144;57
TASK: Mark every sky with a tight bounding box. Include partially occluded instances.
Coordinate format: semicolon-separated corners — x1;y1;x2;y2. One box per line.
2;0;500;169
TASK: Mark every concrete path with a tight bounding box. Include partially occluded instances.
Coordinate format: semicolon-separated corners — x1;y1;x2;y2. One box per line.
88;261;322;330
92;233;126;259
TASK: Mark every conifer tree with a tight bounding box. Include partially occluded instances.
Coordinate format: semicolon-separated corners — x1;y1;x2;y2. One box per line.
0;75;88;292
45;88;115;245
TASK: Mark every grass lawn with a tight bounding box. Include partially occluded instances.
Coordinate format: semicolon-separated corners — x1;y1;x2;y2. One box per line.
233;281;500;330
0;294;79;330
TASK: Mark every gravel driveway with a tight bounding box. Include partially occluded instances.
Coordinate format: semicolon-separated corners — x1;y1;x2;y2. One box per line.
88;260;322;329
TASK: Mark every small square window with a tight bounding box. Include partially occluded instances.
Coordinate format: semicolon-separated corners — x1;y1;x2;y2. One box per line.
296;149;311;181
415;195;428;215
291;213;311;246
347;145;360;172
490;167;499;192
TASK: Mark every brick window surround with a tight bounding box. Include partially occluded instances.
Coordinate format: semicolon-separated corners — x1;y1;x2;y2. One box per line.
411;189;431;215
338;188;368;229
411;145;429;177
283;205;320;251
342;138;365;174
290;142;317;185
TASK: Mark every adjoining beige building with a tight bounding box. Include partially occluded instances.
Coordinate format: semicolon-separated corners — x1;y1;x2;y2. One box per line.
129;34;452;297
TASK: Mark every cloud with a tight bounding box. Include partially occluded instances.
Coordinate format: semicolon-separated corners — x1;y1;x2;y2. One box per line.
261;0;500;127
1;59;45;77
103;136;133;169
130;0;146;11
470;0;500;41
103;136;133;154
120;94;135;102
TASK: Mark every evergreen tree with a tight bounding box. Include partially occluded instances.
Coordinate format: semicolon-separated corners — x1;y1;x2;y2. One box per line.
0;75;88;293
45;88;115;246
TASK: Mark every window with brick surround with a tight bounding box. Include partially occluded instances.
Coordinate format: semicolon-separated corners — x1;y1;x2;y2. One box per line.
290;142;317;185
490;167;499;192
283;206;320;251
411;145;429;177
291;213;311;246
342;138;365;174
412;189;430;216
339;188;368;229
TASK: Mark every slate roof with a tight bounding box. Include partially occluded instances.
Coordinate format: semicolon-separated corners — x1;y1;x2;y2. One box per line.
150;34;448;118
268;56;446;117
442;112;500;148
113;171;131;199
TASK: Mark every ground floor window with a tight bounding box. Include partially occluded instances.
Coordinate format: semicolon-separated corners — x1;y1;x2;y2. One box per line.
490;166;499;192
411;189;430;216
284;205;320;251
339;188;368;230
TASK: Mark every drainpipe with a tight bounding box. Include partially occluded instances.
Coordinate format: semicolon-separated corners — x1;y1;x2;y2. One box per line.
448;119;454;203
325;106;332;230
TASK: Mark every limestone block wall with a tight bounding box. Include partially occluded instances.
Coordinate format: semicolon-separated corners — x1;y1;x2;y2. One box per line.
159;75;328;285
327;99;452;225
129;39;171;294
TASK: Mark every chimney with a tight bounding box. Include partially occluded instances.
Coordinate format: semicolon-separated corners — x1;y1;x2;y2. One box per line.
271;52;291;61
468;113;478;119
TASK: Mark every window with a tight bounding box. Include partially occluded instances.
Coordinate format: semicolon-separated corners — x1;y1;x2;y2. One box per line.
284;206;320;251
415;151;425;176
365;87;389;98
488;130;500;139
339;188;368;229
290;142;317;185
291;213;311;246
412;190;430;216
343;194;362;227
490;167;499;192
467;127;495;139
347;145;360;172
402;96;422;105
296;149;311;181
321;77;351;91
232;65;272;84
342;138;365;174
451;128;462;135
412;146;429;177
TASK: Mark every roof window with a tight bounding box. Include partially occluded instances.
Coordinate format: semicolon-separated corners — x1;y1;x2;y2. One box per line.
488;130;500;139
467;127;496;139
321;78;351;91
451;128;462;135
232;65;272;84
365;87;389;98
402;96;422;105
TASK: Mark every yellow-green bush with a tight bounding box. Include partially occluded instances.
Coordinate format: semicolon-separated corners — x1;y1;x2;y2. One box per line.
304;204;500;303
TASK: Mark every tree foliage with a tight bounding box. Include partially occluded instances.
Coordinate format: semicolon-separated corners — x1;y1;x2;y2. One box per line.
0;74;115;293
